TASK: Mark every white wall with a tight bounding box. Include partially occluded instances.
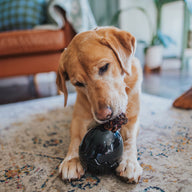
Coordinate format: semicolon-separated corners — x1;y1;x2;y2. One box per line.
119;0;184;58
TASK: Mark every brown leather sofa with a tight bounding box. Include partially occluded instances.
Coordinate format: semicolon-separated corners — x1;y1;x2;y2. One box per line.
0;11;76;80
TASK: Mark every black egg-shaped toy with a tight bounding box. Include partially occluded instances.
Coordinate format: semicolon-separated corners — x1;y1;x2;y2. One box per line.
79;126;123;174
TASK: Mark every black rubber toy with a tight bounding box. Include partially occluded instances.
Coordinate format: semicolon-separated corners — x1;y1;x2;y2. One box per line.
79;113;128;174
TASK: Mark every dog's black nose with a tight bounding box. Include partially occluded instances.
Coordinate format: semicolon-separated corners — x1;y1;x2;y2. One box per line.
95;106;113;121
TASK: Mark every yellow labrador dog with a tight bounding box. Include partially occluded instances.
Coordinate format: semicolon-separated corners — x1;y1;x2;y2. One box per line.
57;27;143;183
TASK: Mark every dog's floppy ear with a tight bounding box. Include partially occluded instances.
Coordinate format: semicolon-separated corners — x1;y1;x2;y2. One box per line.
97;27;136;76
56;49;69;107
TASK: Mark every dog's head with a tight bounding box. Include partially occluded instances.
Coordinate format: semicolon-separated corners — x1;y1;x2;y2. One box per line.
57;27;136;123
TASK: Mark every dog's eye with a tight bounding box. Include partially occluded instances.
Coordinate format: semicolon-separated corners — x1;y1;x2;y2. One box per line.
75;81;85;87
99;63;109;75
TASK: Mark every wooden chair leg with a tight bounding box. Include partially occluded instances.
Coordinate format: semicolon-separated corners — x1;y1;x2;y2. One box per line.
57;89;63;95
33;74;41;97
173;87;192;109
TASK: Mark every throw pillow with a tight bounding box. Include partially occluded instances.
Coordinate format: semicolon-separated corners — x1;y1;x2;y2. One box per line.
0;0;46;31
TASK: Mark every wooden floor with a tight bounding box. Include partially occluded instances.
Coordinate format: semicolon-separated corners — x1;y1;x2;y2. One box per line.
142;68;192;99
0;68;192;105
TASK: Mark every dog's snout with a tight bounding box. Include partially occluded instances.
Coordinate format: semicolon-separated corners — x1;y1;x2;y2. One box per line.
95;106;113;121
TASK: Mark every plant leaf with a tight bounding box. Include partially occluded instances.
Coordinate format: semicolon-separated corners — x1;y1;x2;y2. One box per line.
157;30;176;47
110;10;122;26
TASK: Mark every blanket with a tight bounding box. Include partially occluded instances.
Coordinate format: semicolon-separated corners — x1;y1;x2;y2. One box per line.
35;0;97;33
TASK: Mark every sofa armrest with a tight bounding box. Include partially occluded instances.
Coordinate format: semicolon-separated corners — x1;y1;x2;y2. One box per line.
55;6;76;46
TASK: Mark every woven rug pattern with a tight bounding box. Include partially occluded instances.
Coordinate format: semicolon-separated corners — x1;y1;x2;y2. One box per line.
0;93;191;192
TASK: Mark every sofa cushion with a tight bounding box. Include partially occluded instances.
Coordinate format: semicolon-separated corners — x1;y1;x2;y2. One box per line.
0;29;66;57
0;0;46;31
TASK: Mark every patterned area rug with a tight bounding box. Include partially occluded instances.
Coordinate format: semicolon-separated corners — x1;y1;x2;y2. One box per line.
0;93;191;192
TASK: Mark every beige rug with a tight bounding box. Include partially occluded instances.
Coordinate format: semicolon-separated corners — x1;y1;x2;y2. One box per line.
0;93;191;192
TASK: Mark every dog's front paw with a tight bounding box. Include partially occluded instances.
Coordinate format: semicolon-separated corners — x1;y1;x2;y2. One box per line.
59;157;85;181
116;159;143;183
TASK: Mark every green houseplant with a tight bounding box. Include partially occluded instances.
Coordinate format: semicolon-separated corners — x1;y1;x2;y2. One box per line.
144;0;177;69
110;0;177;69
